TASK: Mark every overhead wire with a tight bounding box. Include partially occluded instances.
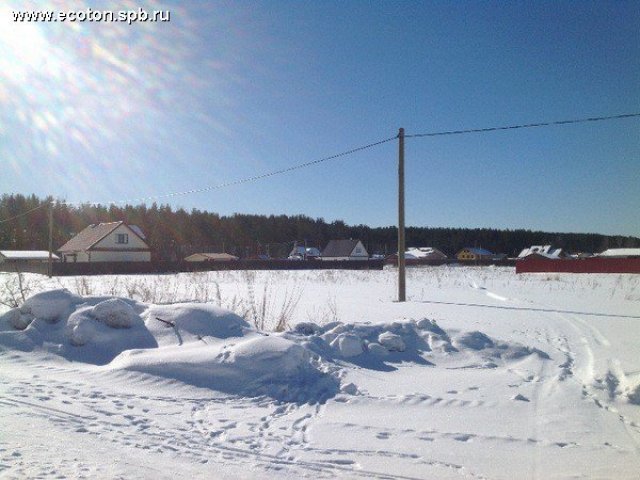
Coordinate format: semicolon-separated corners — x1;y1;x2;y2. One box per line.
405;112;640;138
63;134;399;207
0;111;638;223
0;202;50;225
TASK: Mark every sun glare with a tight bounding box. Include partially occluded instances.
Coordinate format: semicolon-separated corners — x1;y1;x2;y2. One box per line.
0;6;49;82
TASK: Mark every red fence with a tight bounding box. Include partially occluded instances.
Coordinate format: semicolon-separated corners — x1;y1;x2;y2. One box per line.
516;257;640;274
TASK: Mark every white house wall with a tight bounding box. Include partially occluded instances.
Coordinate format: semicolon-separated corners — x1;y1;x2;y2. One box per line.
65;251;151;262
88;251;151;262
349;241;369;260
93;225;149;250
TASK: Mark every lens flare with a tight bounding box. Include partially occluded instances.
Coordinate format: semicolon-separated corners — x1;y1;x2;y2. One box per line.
0;0;233;202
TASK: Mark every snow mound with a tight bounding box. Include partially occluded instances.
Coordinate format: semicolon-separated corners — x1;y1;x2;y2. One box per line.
92;298;140;328
1;308;32;330
289;317;548;372
378;331;406;352
294;318;450;361
452;330;550;361
65;304;157;364
22;289;81;323
144;303;250;346
627;384;640;405
1;289;81;330
330;333;364;357
111;335;339;403
454;331;494;350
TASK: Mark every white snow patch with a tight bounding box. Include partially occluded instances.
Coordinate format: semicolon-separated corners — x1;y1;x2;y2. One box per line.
378;331;406;352
330;333;364;357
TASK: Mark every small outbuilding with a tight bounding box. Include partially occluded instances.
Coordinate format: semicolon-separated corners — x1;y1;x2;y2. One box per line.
0;250;59;272
288;245;321;260
184;253;239;262
405;247;447;260
321;239;369;261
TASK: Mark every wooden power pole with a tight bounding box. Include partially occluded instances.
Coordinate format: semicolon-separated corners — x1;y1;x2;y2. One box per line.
48;202;53;278
398;128;406;302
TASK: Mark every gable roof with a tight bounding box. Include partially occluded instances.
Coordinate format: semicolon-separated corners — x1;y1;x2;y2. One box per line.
0;250;60;261
58;222;148;252
406;247;447;259
460;247;494;256
322;239;366;257
184;253;239;261
518;245;564;258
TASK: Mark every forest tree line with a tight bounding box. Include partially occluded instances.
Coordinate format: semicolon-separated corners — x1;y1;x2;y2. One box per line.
1;194;638;261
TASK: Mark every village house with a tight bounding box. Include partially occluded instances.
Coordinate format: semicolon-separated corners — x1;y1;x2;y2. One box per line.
456;247;495;262
518;245;566;259
58;222;151;263
321;239;369;261
288;245;321;260
405;247;448;260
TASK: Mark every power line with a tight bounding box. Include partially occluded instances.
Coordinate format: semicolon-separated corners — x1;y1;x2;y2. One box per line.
405;112;640;138
67;134;398;207
0;202;50;225
1;112;638;221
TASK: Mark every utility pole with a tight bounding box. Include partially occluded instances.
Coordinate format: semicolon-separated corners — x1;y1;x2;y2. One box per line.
398;128;406;302
48;202;53;278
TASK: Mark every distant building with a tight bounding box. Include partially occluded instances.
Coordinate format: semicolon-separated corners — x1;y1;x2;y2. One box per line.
518;245;566;259
456;247;494;261
321;239;369;261
0;250;59;271
184;253;239;262
405;247;447;260
288;245;321;260
597;248;640;258
58;222;151;263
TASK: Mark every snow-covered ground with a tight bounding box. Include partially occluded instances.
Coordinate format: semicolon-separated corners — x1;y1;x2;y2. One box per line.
1;267;639;479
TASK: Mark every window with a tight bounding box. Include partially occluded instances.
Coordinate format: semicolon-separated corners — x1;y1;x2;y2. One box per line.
116;233;129;244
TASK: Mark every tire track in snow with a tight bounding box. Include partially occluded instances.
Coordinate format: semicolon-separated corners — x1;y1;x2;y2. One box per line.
469;280;640;456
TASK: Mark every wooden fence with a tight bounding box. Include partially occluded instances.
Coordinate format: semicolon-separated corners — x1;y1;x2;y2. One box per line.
50;259;385;276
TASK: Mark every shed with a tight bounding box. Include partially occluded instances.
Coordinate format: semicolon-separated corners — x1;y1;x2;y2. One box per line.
0;250;59;273
184;253;239;262
405;247;447;260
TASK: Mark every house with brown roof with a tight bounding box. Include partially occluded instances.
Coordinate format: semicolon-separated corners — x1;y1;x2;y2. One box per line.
321;239;369;261
58;222;151;263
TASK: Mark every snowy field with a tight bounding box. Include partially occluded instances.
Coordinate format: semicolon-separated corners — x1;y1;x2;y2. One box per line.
1;266;639;479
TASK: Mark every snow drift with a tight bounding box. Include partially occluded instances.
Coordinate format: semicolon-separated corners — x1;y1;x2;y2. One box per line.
0;290;550;403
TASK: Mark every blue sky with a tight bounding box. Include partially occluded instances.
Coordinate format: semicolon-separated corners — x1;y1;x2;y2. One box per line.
1;0;639;236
